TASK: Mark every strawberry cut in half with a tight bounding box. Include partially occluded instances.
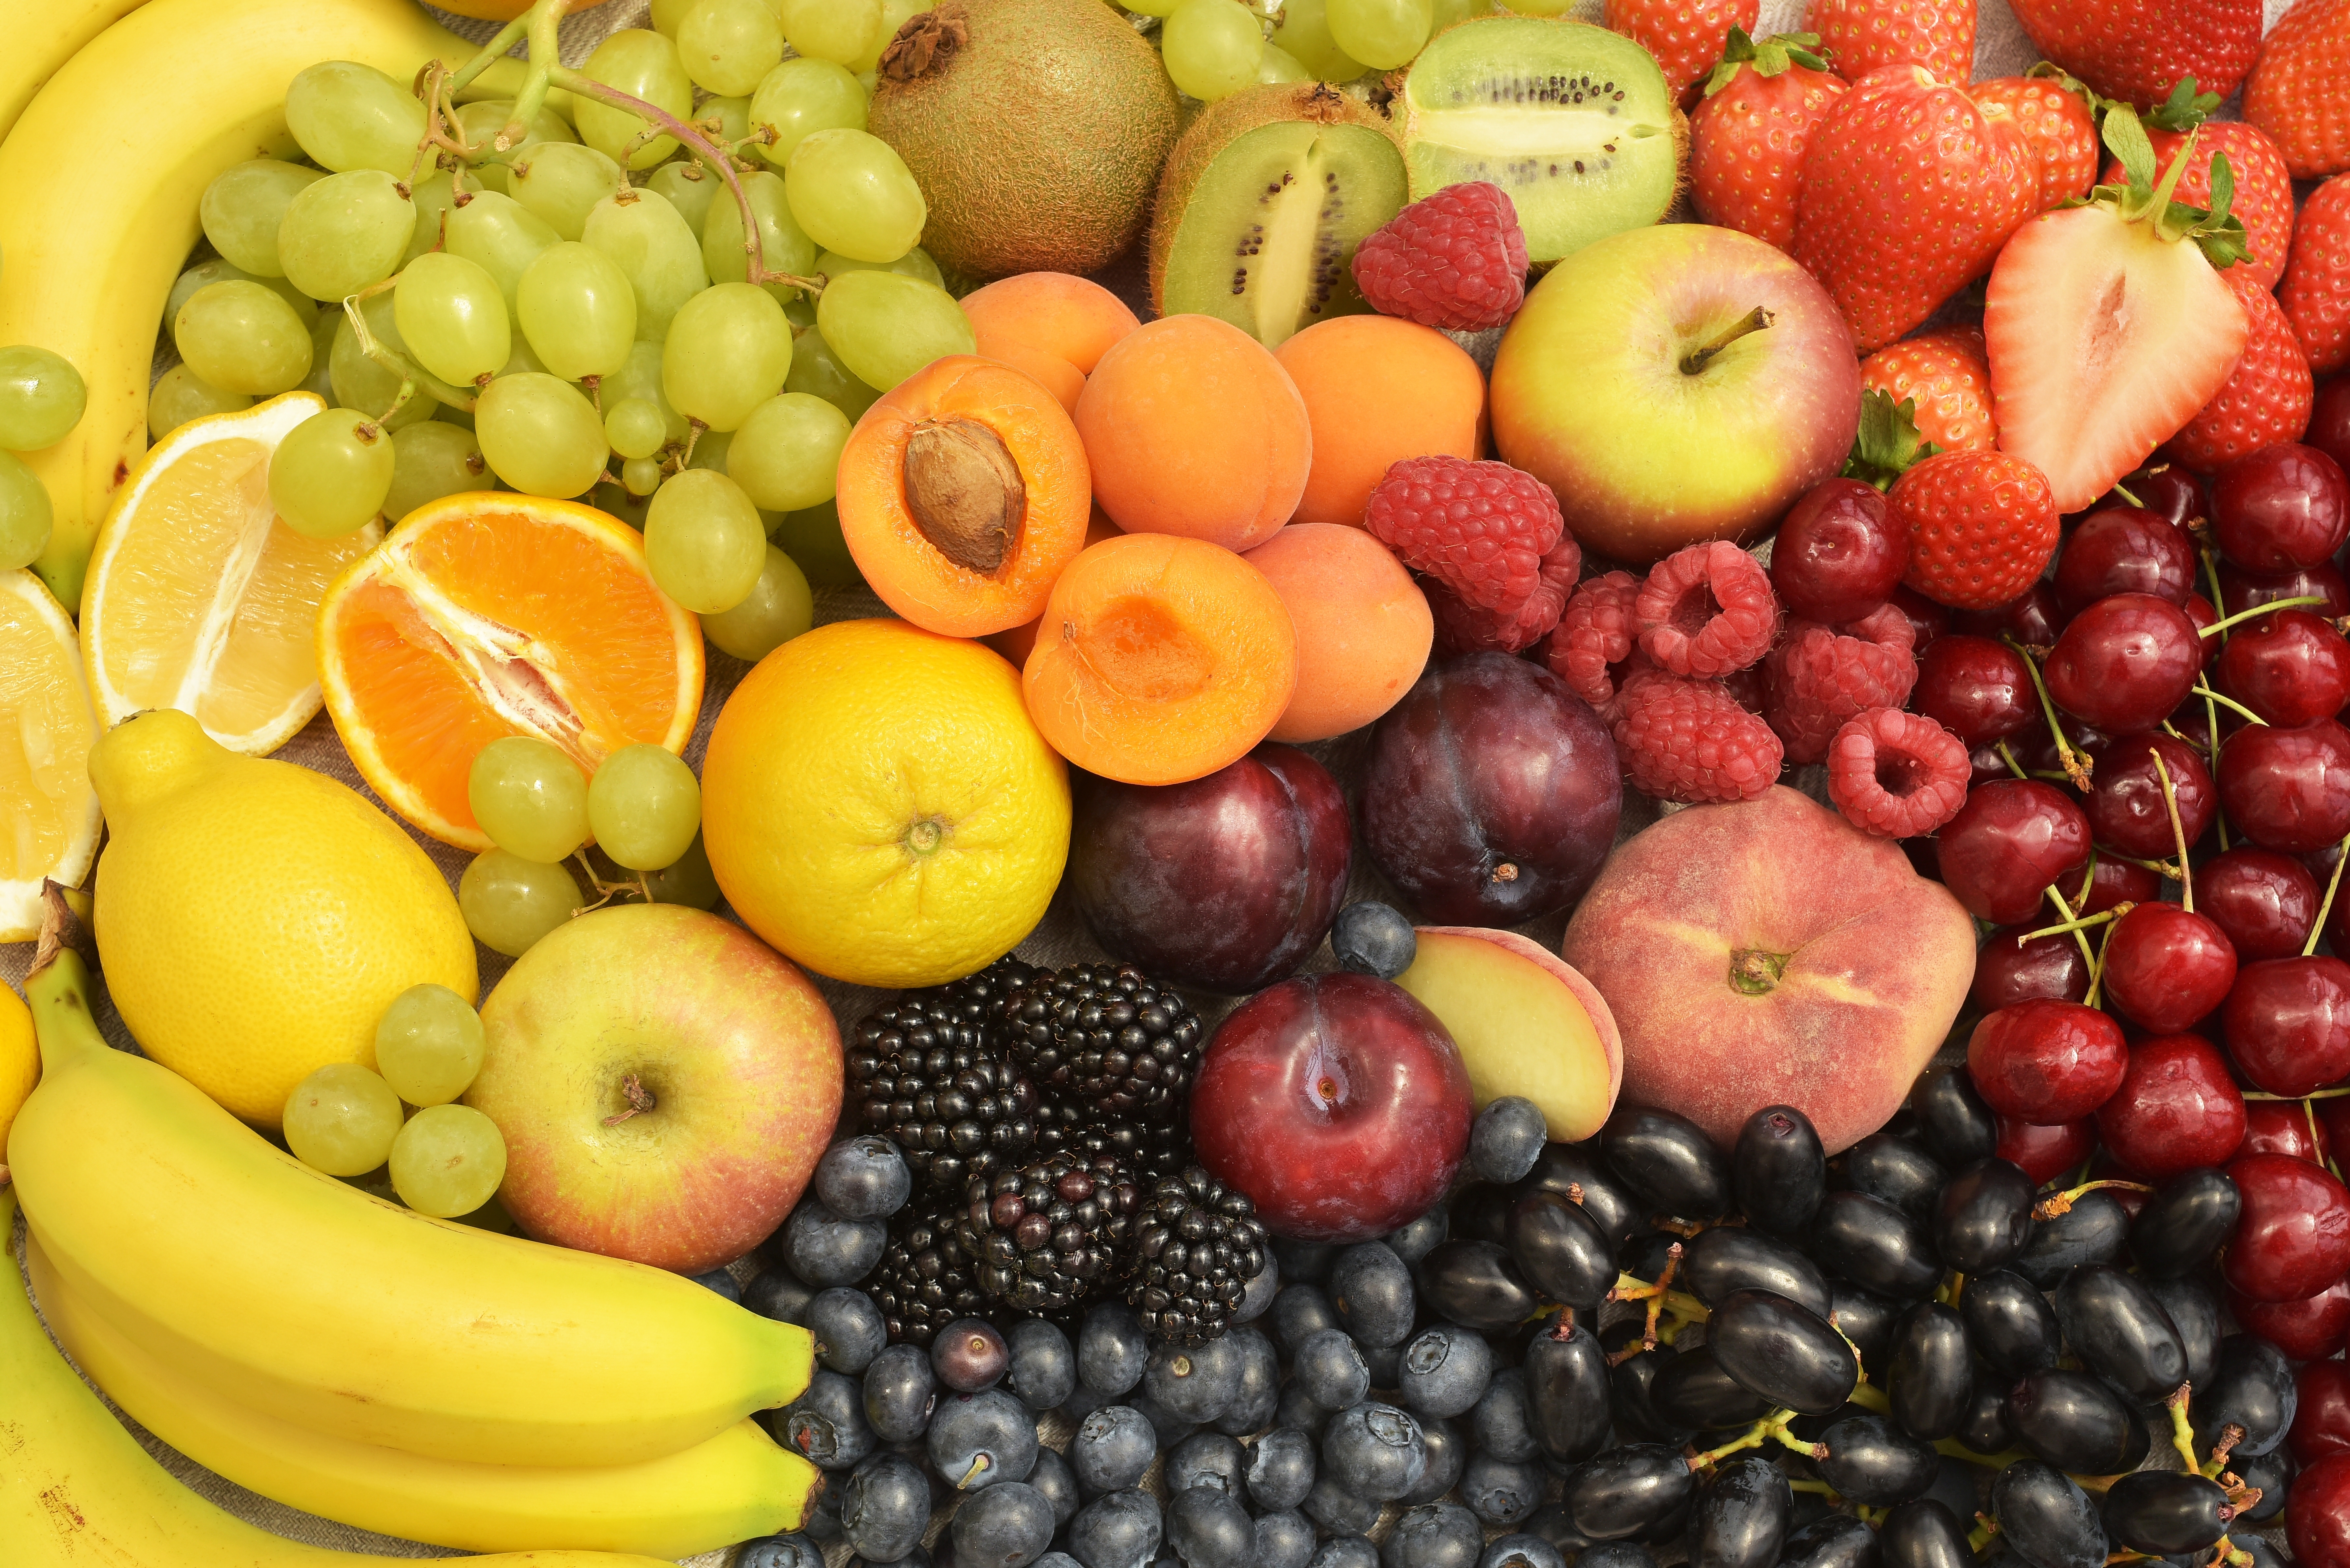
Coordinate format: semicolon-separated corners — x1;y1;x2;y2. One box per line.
1984;103;2253;515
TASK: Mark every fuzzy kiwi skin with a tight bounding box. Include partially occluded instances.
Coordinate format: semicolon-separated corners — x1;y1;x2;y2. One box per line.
868;0;1182;281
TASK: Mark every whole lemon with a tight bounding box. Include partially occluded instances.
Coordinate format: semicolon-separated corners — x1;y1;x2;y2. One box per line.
88;710;477;1126
701;619;1069;987
0;981;33;1160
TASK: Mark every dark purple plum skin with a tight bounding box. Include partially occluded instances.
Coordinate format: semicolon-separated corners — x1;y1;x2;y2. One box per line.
1068;744;1352;994
1360;654;1623;926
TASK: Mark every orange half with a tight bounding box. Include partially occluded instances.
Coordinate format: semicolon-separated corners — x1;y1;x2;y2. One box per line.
316;493;703;851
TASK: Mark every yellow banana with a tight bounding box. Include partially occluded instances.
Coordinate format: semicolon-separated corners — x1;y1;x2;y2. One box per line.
27;1235;818;1558
9;898;814;1469
0;1188;685;1568
0;0;153;145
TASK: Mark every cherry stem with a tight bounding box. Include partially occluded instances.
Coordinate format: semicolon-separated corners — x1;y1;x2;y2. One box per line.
2041;880;2104;988
2193;681;2267;726
2005;635;2093;789
2111;850;2185;879
2147;749;2194;912
2305;828;2350;958
1679;307;1774;374
2199;593;2325;637
2243;1084;2350;1101
2033;1177;2150;1221
2021;904;2130;943
1996;740;2029;781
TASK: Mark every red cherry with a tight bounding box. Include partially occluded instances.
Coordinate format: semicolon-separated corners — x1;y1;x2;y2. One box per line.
2099;902;2238;1034
2103;468;2206;534
2212;442;2350;571
1769;478;1908;623
1953;581;2062;648
2290;1451;2350;1568
1886;585;1949;653
1912;635;2033;748
2043;594;2205;735
2310;376;2350;477
2325;1095;2350;1164
2200;847;2322;960
2243;1098;2334;1164
1935;779;2093;924
2092;1032;2245;1180
2233;1278;2350;1362
2224;1150;2350;1303
2054;505;2198;612
1995;1113;2095;1183
2292;1359;2350;1467
2223;956;2350;1098
2218;557;2350;621
2216;608;2350;726
2217;719;2350;854
2184;594;2220;670
1967;999;2128;1125
2083;733;2215;859
2074;858;2161;916
1971;922;2092;1012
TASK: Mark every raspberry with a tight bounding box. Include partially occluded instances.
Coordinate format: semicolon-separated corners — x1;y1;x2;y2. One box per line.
1635;542;1780;679
1545;570;1643;709
1826;708;1972;838
1427;536;1581;656
1351;182;1530;333
1611;670;1785;805
1764;604;1920;765
1366;456;1565;615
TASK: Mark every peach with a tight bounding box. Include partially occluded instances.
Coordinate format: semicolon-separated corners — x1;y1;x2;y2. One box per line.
1072;314;1312;552
961;273;1141;417
1393;927;1623;1144
1243;522;1432;742
1560;785;1976;1154
1274;315;1487;527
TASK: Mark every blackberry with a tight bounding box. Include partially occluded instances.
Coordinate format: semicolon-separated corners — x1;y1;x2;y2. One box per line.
1035;1100;1193;1185
847;957;1041;1192
958;1152;1144;1315
1003;963;1205;1129
1130;1168;1271;1342
866;1194;987;1348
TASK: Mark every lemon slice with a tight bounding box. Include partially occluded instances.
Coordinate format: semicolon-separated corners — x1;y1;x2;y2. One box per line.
80;392;383;755
0;568;101;940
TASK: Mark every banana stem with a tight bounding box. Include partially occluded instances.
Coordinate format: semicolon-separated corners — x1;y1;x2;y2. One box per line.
24;883;99;1075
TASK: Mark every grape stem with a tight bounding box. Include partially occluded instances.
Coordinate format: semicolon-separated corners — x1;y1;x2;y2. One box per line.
1684;1407;1821;1470
2304;826;2350;958
339;283;478;415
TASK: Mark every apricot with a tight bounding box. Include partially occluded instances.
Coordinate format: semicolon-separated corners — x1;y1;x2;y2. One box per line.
1274;316;1487;527
961;272;1141;416
984;505;1123;669
1072;314;1312;552
1023;532;1297;786
835;354;1091;638
1243;523;1432;742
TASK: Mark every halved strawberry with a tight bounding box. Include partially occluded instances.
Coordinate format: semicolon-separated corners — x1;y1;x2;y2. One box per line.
1984;106;2251;514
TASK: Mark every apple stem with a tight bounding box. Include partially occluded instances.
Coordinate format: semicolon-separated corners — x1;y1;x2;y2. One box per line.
2004;636;2094;790
2147;749;2194;912
602;1072;656;1126
2304;827;2350;958
1678;307;1775;375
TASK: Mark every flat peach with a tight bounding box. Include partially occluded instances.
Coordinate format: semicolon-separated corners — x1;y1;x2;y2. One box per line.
1243;522;1431;741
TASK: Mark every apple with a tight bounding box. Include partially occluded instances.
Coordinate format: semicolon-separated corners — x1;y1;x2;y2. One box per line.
1489;223;1862;566
1392;927;1622;1144
1190;972;1473;1242
1560;786;1975;1154
466;903;843;1274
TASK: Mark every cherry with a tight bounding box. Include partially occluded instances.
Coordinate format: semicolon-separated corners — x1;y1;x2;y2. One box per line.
2223;1150;2350;1303
1953;581;2062;648
2100;902;2238;1034
2053;505;2198;611
1886;585;1949;653
2013;720;2114;781
1966;999;2127;1124
1934;779;2093;924
2090;1032;2246;1180
1995;1112;2096;1183
1967;743;2009;787
2074;857;2161;916
1912;635;2032;748
1769;478;1907;623
2211;442;2350;571
2291;1360;2350;1467
2042;593;2204;734
2326;1094;2350;1166
2201;848;2322;960
2182;592;2219;670
2215;608;2350;726
2103;467;2206;534
2242;1098;2333;1165
2232;1278;2350;1362
2218;557;2350;620
2223;956;2350;1098
2288;1450;2350;1568
2310;375;2350;476
2084;733;2215;859
1971;922;2092;1011
2217;718;2350;854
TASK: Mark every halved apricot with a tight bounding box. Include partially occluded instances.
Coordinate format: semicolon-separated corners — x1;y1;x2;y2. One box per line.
836;354;1092;637
983;504;1124;669
1023;532;1296;786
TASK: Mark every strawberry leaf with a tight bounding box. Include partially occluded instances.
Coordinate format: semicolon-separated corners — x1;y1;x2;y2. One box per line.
1701;29;1827;96
2024;60;2104;118
1843;389;1940;491
2103;103;2157;194
2141;76;2222;133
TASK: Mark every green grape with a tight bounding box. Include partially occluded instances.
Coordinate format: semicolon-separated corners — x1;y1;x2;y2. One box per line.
726;391;847;511
1122;0;1179;17
1324;0;1430;70
436;400;477;431
581;187;710;341
515;241;639;382
167;259;314;327
148;364;251;443
402;169;480;267
1270;0;1369;79
814;269;974;392
373;983;486;1107
459;848;582;958
602;340;692;445
283;1063;404;1177
770;498;862;587
0;346;86;452
476;372;608;498
678;0;785;96
199;159;324;277
650;0;700;36
1429;0;1495;27
389;1103;508;1219
622;456;665;496
646;159;721;238
702;544;812;662
330;294;436;432
575;30;694;171
750;56;867;170
642;831;722;907
688;426;733;472
269;407;394;539
1164;0;1265;101
813;245;940;288
661;281;792;432
696;95;753;145
496;335;553;380
453;98;577;157
703;170;818;303
395;252;513;387
847;0;925;72
783;323;880;421
1255;42;1310;83
384;420;486;521
277;170;416;304
468;733;591;862
0;450;51;573
779;0;880;64
446;190;559;312
300;309;341;402
643;467;766;612
284;60;430;175
509;143;625;241
784;128;924;263
175;281;313;397
585;742;701;870
605;397;668;461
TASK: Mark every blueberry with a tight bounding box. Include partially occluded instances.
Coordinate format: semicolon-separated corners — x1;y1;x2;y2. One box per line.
1165;1485;1253;1568
736;1532;825;1568
1360;1340;1403;1391
1145;1336;1242;1423
934;1317;1010;1392
1470;1367;1538;1461
773;1368;876;1470
1469;1097;1548;1184
816;1135;912;1221
1079;1303;1150;1396
1006;1319;1077;1411
1521;1504;1592;1554
1036;1555;1087;1568
1460;1451;1547;1526
1253;1511;1317;1568
953;1479;1057;1568
1058;1383;1110;1425
1244;1427;1317;1512
1166;1432;1246;1498
1309;1537;1381;1568
1070;1405;1157;1495
1387;1206;1449;1267
1232;1252;1280;1324
690;1266;742;1301
1398;1324;1495;1419
861;1549;932;1568
1271;1285;1341;1357
1275;1382;1331;1439
1575;1548;1654;1568
803;1471;846;1541
743;1268;816;1324
1128;1390;1200;1446
928;1388;1037;1490
1382;1503;1485;1568
1068;1488;1164;1568
1399;1416;1465;1506
1273;1237;1338;1285
840;1451;930;1562
783;1199;886;1287
1302;1475;1383;1535
1478;1535;1569;1568
1027;1446;1080;1527
807;1287;888;1375
1329;1244;1415;1347
1211;1326;1281;1436
1319;1402;1427;1502
1331;901;1415;980
1292;1329;1371;1411
862;1342;937;1444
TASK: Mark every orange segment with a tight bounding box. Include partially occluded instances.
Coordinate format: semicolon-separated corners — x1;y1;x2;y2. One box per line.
317;493;702;851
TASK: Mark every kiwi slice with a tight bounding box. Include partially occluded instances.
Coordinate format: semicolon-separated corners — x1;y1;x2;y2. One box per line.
1149;83;1407;349
1397;17;1681;266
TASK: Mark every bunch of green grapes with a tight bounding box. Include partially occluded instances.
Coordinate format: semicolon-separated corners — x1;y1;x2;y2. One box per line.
0;344;79;572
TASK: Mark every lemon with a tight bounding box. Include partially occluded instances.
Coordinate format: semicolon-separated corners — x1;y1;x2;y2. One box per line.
88;709;477;1127
0;980;33;1162
701;618;1070;988
0;568;101;940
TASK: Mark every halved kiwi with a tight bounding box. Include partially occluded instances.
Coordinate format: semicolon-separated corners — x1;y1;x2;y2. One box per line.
1397;17;1682;266
1149;83;1408;349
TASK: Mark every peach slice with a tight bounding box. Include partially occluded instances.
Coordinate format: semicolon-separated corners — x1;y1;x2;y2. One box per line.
1392;927;1622;1144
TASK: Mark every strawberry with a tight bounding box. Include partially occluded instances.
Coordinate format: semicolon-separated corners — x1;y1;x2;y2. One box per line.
2008;0;2261;111
1605;0;1760;106
1984;106;2252;513
1969;71;2100;214
2244;0;2350;180
1687;30;1848;252
1807;0;1974;87
2282;173;2350;376
2163;267;2316;475
1860;327;1996;453
1890;450;2061;611
1791;67;2038;354
2104;87;2298;292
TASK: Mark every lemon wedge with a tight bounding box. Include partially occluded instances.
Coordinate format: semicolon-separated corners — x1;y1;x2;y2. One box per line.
0;567;100;940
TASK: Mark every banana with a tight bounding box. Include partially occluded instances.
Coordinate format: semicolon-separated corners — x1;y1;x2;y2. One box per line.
26;1235;818;1558
9;896;814;1469
0;1187;685;1568
0;0;153;145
